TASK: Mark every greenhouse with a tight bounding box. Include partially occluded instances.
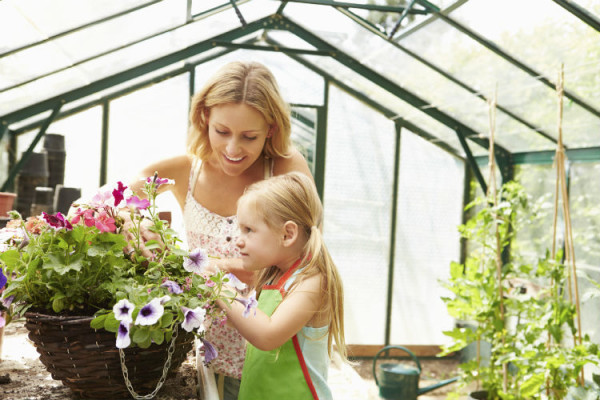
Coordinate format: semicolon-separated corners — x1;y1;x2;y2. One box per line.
0;0;599;399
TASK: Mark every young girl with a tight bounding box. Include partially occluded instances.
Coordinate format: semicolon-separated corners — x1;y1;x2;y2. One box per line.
218;172;346;400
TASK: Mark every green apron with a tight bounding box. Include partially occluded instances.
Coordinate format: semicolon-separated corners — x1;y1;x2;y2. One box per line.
238;260;319;400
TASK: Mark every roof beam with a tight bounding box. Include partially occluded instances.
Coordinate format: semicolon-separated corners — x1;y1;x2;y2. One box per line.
1;0;251;94
337;7;560;147
552;0;600;33
278;0;430;14
266;15;511;164
265;35;464;159
0;16;272;125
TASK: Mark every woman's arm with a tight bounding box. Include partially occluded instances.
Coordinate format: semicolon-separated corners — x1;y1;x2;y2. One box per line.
218;273;323;351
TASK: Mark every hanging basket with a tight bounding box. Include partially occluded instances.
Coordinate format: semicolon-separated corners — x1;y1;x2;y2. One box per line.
24;311;194;399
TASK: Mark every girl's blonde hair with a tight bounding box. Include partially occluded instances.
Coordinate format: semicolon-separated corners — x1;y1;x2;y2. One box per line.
187;61;292;161
239;172;347;360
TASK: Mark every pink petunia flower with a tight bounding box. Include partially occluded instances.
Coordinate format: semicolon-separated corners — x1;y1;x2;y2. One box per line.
112;181;128;207
42;212;73;231
126;196;150;210
94;211;116;233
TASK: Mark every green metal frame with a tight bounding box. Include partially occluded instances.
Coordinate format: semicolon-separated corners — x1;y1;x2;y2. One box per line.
552;0;600;32
281;0;431;14
384;122;402;347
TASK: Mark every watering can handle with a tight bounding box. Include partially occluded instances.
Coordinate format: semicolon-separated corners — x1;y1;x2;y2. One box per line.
372;345;422;387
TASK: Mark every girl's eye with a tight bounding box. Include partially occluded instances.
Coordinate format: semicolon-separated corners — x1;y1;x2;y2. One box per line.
244;136;258;141
215;129;228;135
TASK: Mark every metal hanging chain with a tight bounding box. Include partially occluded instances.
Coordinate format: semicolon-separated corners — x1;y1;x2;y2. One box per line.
120;324;180;400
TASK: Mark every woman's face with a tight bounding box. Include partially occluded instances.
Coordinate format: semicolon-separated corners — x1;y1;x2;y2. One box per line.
207;103;269;177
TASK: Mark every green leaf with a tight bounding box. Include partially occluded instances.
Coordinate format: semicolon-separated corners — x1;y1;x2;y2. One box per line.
133;327;150;344
0;249;22;265
43;253;84;275
90;314;107;330
160;312;174;328
520;373;545;397
52;297;65;313
150;329;164;345
104;313;120;333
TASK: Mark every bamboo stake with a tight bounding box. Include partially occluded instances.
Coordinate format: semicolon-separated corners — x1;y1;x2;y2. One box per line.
553;64;584;385
486;88;508;393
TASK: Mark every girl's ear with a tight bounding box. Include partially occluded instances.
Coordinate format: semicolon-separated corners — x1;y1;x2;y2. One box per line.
282;221;299;247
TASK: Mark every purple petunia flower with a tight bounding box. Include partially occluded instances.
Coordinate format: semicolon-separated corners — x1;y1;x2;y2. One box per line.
183;248;209;274
112;181;128;207
147;176;174;188
225;273;247;291
135;298;164;326
200;338;218;364
126;196;150;210
181;306;206;332
2;295;14;308
42;212;73;231
113;299;135;323
161;280;183;294
0;267;6;290
116;322;131;349
234;292;258;318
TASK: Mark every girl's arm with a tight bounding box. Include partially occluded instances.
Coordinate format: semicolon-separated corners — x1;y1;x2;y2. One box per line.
210;258;255;286
217;273;323;351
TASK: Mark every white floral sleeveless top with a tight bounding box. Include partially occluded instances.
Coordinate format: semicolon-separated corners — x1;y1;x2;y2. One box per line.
182;157;272;379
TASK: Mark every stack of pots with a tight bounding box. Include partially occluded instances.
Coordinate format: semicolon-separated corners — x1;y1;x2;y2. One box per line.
14;152;49;218
15;133;80;218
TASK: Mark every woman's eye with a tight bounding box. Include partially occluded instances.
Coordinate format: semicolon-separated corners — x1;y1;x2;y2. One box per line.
244;136;258;141
216;129;228;135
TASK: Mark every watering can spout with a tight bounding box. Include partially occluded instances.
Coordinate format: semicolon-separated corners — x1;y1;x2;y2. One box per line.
417;376;458;395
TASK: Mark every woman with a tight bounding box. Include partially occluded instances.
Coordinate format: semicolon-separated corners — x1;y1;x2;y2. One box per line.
127;61;312;400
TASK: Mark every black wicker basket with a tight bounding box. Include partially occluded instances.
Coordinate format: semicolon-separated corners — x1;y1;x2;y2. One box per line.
24;312;194;399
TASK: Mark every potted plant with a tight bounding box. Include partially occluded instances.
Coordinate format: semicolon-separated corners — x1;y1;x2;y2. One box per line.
440;181;600;399
0;174;248;399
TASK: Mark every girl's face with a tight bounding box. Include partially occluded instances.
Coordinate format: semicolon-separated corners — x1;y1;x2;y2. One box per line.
207;103;269;177
236;200;283;271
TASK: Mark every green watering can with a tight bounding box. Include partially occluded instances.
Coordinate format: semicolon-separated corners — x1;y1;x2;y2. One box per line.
373;346;458;400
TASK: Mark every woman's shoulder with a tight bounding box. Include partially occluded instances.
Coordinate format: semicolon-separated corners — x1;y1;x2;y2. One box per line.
272;147;312;178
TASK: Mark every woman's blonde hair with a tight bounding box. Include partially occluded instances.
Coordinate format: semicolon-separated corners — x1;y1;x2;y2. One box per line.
239;172;347;360
187;61;292;161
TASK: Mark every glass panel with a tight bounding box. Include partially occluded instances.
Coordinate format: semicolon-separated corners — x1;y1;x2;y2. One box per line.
323;85;395;344
0;4;275;119
107;75;190;236
6;0;151;38
391;129;465;345
402;4;600;149
451;0;600;111
194;49;325;107
291;106;317;173
296;53;472;157
569;162;600;346
0;2;44;52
